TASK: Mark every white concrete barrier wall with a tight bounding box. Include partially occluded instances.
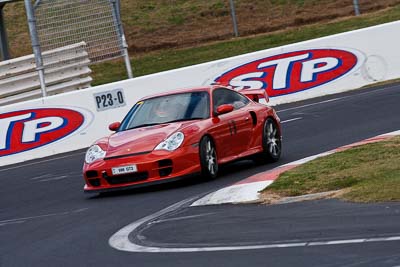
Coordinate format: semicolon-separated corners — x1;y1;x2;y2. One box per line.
1;21;399;166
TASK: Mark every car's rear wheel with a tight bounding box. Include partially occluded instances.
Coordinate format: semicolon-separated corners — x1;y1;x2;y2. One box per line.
199;136;218;179
256;118;281;163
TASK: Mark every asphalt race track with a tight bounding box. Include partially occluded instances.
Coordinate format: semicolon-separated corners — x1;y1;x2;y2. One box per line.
1;83;400;267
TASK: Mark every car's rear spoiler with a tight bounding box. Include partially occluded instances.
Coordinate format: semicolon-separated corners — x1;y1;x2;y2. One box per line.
238;89;269;103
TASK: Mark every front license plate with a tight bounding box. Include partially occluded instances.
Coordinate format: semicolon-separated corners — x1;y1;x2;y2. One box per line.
112;165;137;175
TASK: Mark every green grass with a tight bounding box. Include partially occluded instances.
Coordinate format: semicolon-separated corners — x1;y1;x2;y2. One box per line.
263;136;400;203
91;5;400;86
120;1;228;31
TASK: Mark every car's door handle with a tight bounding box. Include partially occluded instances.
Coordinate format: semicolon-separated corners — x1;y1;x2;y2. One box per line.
245;117;249;121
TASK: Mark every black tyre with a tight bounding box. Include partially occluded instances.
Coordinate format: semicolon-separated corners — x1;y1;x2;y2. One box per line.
199;136;218;179
257;118;282;163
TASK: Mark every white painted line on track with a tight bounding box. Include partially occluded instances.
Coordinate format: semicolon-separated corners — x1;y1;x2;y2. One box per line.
109;195;400;253
0;151;86;173
0;208;89;226
0;220;25;227
278;98;343;113
277;83;400;114
31;172;81;182
109;196;198;252
281;117;303;124
36;175;69;182
30;174;52;180
281;151;334;167
149;213;216;225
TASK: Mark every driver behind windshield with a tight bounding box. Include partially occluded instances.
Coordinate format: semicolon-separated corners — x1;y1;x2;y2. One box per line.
152;98;181;122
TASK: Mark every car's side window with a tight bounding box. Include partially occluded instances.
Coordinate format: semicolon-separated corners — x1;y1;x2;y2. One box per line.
213;88;250;111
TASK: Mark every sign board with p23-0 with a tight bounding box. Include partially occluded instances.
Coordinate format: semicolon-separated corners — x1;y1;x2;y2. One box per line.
94;89;126;112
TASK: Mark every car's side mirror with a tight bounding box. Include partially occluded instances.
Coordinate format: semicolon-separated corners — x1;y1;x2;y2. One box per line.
109;122;121;132
216;104;234;115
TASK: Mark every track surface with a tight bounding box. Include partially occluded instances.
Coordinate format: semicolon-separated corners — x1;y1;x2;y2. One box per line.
1;83;400;266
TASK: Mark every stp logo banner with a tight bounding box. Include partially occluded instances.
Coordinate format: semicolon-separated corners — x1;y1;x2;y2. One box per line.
214;49;363;97
0;108;91;157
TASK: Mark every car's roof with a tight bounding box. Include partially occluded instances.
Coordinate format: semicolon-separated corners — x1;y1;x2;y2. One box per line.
139;85;229;101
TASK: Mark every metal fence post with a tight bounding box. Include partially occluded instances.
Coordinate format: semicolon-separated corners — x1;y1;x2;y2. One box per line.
111;0;133;79
229;0;239;37
353;0;360;16
0;3;10;61
25;0;47;98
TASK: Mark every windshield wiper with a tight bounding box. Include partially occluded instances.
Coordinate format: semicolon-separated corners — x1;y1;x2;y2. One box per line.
124;118;204;131
163;117;205;124
125;123;160;130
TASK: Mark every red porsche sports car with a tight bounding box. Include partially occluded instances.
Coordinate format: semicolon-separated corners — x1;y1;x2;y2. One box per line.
83;85;281;193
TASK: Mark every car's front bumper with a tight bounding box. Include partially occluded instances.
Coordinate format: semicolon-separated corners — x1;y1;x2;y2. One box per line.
83;144;201;193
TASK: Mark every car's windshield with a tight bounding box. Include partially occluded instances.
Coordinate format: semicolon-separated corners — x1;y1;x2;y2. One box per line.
119;91;210;131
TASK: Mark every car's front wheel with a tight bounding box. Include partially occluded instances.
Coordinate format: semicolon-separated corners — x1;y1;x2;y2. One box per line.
199;136;218;179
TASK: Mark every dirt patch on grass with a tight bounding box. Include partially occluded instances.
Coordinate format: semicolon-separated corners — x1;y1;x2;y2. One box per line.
260;188;350;205
124;0;400;54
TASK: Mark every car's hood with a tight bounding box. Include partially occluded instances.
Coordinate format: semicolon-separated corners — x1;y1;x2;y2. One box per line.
104;122;192;158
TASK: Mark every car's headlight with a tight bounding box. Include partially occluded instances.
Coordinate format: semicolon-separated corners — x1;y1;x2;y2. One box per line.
155;132;185;151
85;145;106;164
